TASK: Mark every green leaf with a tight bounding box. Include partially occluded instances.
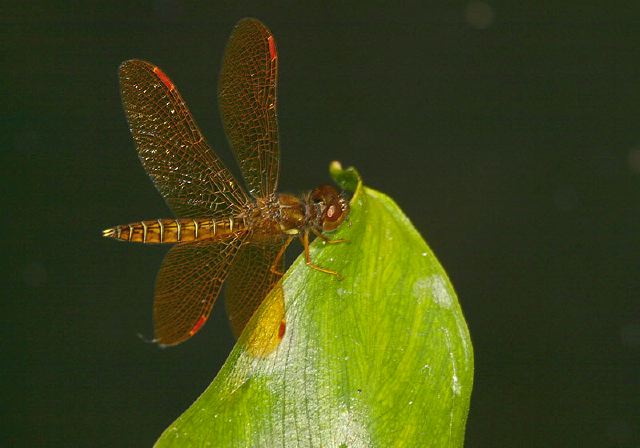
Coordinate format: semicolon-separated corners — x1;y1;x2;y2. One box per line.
156;164;474;447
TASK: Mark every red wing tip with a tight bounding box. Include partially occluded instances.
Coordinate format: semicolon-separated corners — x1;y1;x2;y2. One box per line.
268;35;277;60
278;320;286;339
189;314;208;336
152;66;175;91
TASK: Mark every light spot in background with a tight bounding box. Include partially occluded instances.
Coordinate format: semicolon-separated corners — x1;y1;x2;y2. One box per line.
23;261;47;287
627;147;640;173
465;1;495;30
619;322;640;347
606;418;634;445
553;185;579;212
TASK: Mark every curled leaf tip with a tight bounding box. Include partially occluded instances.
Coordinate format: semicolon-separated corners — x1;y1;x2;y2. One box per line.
329;161;362;193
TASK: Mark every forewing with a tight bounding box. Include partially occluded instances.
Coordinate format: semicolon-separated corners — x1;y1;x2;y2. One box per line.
225;241;285;338
120;59;249;218
218;18;280;198
153;235;246;346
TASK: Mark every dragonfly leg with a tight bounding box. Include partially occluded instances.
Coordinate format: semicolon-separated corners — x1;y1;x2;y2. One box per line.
270;236;294;276
301;231;343;279
312;228;349;244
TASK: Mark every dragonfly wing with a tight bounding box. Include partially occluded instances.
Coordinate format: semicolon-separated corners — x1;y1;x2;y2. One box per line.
153;235;247;346
218;18;280;198
120;59;249;219
225;240;285;338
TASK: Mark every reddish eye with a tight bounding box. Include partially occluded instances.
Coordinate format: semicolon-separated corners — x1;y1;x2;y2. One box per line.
326;205;341;221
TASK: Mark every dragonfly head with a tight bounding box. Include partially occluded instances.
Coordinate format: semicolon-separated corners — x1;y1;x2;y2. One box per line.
308;185;349;232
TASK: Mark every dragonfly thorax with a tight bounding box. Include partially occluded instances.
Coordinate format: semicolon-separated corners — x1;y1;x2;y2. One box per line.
276;193;306;235
275;185;349;237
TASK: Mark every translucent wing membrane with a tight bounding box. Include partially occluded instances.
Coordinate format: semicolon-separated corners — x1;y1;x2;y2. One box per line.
225;241;285;338
119;60;249;219
153;235;247;346
218;18;280;198
111;21;294;346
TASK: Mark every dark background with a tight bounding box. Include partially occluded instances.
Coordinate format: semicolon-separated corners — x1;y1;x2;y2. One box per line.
3;1;639;446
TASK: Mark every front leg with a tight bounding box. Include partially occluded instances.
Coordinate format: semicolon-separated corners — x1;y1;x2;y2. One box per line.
311;228;349;245
301;230;343;279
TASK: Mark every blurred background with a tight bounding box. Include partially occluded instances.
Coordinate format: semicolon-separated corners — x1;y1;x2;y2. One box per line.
3;1;639;446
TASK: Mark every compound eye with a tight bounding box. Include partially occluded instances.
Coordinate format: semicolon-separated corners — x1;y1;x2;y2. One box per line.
322;200;347;231
325;204;341;222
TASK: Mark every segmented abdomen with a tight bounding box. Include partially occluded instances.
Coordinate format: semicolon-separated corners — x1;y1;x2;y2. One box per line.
102;217;246;244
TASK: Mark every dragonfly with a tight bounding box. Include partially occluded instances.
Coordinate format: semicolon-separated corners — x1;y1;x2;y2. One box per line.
102;18;349;347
